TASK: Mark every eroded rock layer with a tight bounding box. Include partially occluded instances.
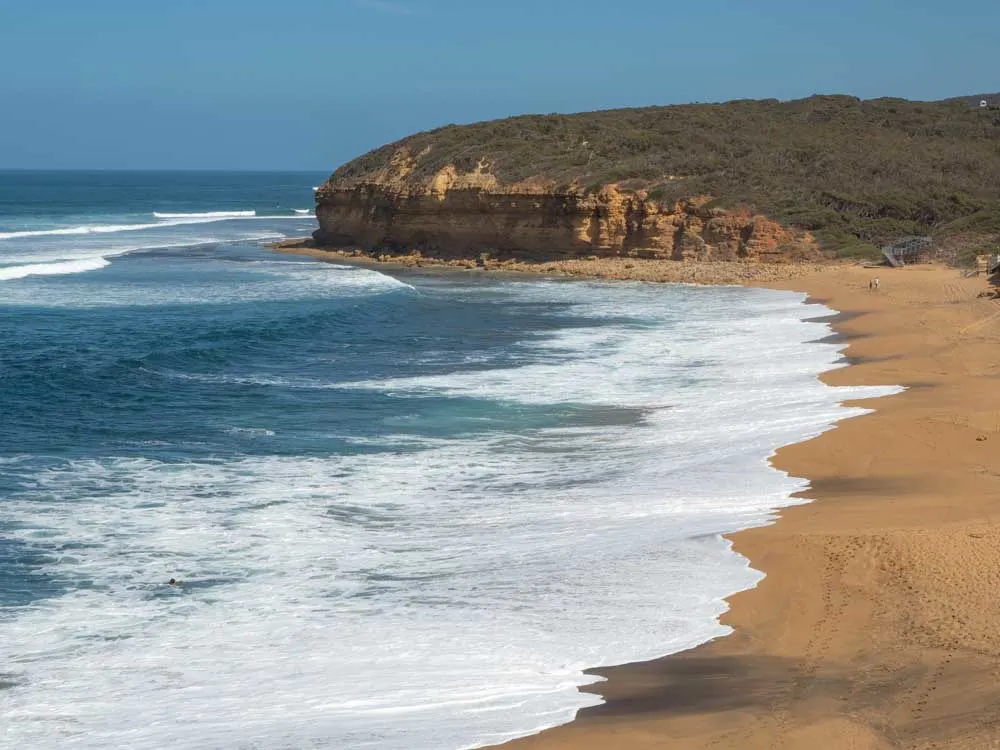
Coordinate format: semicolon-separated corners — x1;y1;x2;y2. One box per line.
314;155;819;262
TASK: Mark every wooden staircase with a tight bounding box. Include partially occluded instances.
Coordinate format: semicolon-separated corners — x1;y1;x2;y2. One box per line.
975;253;1000;276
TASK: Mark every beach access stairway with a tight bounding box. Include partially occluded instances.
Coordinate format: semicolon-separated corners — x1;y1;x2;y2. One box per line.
882;236;933;268
972;253;1000;277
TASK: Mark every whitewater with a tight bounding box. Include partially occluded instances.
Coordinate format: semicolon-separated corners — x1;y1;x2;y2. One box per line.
0;211;319;280
0;171;899;750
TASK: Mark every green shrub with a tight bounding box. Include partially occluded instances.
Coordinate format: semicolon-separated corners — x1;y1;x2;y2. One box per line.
330;93;1000;255
936;204;1000;235
834;242;883;261
953;245;996;268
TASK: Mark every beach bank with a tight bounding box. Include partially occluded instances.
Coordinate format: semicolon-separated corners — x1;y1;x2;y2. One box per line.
497;264;1000;749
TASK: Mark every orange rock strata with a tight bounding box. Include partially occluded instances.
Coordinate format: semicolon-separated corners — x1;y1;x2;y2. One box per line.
314;158;819;263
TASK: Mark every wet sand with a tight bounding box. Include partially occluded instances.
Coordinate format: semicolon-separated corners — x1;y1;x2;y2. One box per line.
498;264;1000;749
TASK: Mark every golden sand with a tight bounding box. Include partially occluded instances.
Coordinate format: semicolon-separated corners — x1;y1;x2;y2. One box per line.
499;264;1000;750
277;242;1000;748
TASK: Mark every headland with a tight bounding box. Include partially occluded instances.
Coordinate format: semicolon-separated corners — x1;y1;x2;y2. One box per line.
296;91;1000;748
311;94;1000;267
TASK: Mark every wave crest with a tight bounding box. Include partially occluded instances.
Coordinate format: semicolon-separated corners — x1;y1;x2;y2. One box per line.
0;258;111;281
0;214;315;241
0;220;215;240
153;211;256;219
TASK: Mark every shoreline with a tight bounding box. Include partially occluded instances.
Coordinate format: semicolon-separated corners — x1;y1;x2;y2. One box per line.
275;240;1000;747
496;263;1000;749
269;240;837;286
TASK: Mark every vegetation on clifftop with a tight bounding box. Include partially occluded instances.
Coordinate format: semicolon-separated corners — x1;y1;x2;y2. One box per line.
331;94;1000;259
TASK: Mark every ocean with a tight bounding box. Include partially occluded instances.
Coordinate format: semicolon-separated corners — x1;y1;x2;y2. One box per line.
0;171;898;749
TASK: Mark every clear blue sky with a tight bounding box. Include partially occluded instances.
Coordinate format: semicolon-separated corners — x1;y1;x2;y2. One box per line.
1;0;997;171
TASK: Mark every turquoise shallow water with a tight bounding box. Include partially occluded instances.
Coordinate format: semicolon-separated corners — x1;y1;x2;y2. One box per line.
0;171;899;749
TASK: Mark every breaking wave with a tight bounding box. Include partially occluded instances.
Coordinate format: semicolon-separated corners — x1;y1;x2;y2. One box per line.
0;258;111;281
0;275;903;750
0;214;313;241
0;218;233;240
153;210;256;219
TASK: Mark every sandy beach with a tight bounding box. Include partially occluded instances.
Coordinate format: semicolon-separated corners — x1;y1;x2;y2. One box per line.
494;263;1000;749
280;243;1000;747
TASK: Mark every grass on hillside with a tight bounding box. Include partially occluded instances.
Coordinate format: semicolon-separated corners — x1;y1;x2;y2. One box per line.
331;95;1000;258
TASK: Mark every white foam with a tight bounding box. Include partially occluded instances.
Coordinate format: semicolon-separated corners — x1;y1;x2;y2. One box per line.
0;212;319;286
1;259;412;306
0;446;757;750
0;257;111;280
294;208;313;215
153;210;256;219
0;215;312;241
225;427;277;437
0;219;218;240
343;282;891;410
0;280;902;750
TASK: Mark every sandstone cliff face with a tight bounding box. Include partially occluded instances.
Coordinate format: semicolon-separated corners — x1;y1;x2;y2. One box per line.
314;152;818;262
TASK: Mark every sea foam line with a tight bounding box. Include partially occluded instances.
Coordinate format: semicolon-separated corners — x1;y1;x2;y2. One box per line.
153;210;256;219
0;215;313;241
0;257;111;281
0;232;296;285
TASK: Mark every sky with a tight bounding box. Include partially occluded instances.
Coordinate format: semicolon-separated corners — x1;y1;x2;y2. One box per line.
0;0;997;171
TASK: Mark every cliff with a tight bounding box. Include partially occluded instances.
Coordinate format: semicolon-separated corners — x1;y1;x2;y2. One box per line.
314;176;818;262
315;94;1000;262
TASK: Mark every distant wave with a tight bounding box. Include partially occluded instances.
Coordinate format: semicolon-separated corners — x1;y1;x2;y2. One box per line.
225;427;276;437
153;210;256;219
0;215;313;241
294;209;313;215
0;222;178;240
0;258;110;281
0;219;223;240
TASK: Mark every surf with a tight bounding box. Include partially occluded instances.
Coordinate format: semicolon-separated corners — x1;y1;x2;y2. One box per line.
152;210;256;219
0;264;900;750
0;257;111;281
0;217;239;240
0;214;315;242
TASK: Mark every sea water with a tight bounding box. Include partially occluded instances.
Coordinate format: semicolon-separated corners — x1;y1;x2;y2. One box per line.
0;171;899;749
